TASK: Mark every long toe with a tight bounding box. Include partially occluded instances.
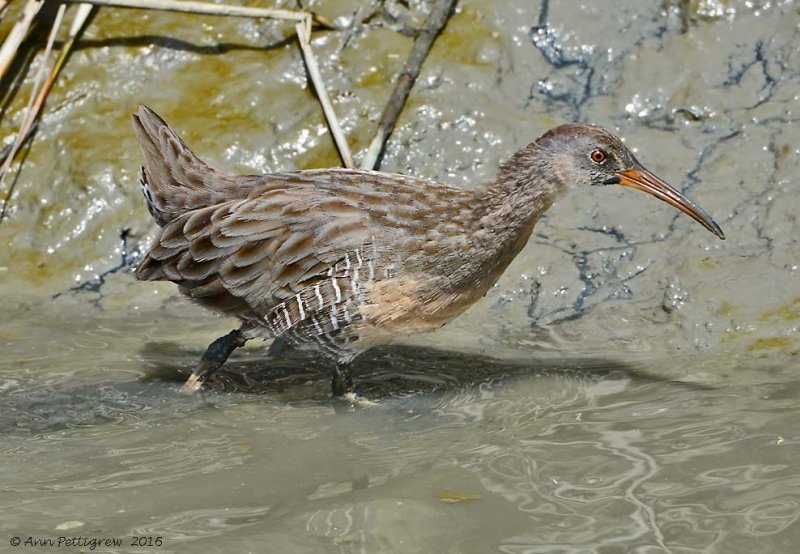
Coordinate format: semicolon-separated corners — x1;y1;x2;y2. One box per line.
179;373;204;395
332;392;380;413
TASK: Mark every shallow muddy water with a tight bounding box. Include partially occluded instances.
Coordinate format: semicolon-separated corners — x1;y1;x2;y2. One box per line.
1;0;799;552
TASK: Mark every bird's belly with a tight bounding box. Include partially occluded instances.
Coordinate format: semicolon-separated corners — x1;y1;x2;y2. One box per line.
359;276;489;337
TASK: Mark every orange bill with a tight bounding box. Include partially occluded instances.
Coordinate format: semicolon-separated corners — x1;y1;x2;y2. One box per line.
616;168;725;240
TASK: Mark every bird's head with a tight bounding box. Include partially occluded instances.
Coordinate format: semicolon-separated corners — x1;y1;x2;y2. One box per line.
500;123;725;240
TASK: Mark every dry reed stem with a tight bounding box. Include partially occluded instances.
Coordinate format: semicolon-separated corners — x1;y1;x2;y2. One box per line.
61;0;336;28
0;4;93;222
0;3;67;217
66;0;304;19
0;5;91;165
360;0;458;170
26;4;93;122
296;16;354;168
0;0;45;82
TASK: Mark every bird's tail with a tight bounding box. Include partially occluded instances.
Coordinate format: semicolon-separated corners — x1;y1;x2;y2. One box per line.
131;105;222;226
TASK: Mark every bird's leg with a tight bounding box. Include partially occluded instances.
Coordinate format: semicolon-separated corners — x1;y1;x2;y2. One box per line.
331;362;354;398
330;363;379;410
180;328;248;394
267;335;292;359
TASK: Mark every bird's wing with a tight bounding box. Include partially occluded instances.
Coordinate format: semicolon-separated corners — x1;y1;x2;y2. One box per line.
136;177;381;314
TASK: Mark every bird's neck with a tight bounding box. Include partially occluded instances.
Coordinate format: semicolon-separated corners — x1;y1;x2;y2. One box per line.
452;147;570;284
472;152;569;246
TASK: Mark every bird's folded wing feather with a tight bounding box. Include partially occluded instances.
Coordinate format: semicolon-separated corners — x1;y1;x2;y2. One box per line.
136;178;377;314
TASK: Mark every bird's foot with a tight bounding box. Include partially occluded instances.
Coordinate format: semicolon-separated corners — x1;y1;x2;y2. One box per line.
178;328;248;395
179;373;204;395
333;390;379;413
342;391;379;407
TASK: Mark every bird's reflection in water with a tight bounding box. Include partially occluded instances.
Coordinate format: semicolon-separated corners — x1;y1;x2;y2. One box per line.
0;340;713;436
139;339;711;401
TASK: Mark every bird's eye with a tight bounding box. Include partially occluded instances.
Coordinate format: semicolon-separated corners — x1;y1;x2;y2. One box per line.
590;149;607;164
